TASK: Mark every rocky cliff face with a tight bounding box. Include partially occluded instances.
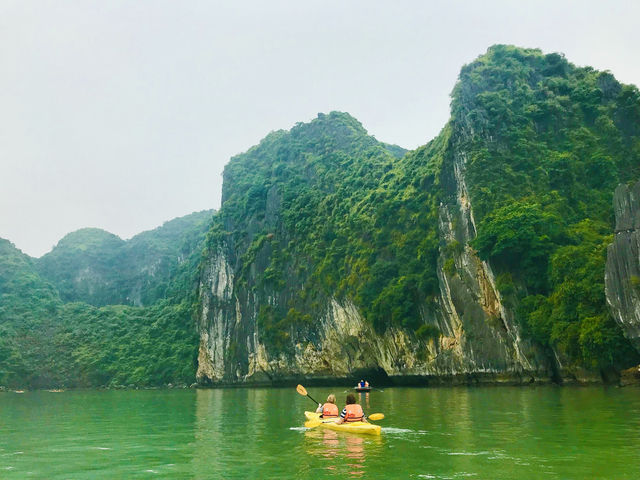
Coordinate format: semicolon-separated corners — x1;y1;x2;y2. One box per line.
196;117;553;386
606;181;640;352
197;44;640;385
432;129;551;382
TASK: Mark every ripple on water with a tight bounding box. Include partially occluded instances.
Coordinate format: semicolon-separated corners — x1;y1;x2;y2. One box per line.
382;427;415;434
447;451;492;456
417;475;455;479
417;473;478;479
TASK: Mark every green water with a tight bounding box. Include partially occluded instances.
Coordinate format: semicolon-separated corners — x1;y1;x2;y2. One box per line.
0;386;638;479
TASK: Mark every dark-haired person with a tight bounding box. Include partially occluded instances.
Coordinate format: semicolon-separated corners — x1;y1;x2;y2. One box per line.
316;394;339;418
335;393;367;424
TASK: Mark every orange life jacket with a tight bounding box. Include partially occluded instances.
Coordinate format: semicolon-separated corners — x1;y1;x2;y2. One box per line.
344;403;365;422
322;403;339;418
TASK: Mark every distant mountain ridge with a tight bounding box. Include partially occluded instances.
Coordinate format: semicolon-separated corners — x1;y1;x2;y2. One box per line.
0;210;213;389
35;210;214;306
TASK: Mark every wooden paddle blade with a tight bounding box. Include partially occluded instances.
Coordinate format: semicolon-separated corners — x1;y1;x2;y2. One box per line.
304;419;322;428
368;413;384;421
296;384;307;396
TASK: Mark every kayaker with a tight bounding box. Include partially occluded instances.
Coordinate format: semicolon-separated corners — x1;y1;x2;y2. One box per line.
358;379;365;388
316;394;339;418
336;393;367;424
364;380;369;388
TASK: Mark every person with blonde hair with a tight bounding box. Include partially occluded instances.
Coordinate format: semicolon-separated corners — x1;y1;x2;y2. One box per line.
316;393;339;418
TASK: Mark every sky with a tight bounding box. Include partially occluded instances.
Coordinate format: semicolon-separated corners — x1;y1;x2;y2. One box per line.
1;1;639;257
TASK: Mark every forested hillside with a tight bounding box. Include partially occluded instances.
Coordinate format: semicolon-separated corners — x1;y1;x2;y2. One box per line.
212;112;416;350
0;210;213;389
456;46;640;369
36;210;213;307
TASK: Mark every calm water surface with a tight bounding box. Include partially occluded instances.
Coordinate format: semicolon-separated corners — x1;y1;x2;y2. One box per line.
0;386;638;479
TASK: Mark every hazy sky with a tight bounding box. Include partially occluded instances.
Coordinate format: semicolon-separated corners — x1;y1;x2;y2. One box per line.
2;1;639;257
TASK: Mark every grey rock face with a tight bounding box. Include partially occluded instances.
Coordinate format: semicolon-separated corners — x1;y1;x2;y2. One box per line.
613;182;640;232
196;130;553;386
606;182;640;352
433;135;550;382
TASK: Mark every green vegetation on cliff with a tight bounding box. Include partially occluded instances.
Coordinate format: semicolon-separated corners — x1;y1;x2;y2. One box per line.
210;112;447;346
209;46;640;374
457;45;640;369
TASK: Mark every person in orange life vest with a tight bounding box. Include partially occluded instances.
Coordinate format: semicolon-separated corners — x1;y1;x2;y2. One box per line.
335;393;367;424
316;394;339;418
364;380;369;388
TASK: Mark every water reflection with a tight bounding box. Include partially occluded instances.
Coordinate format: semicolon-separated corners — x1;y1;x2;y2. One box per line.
358;391;370;410
344;435;365;477
322;429;340;450
304;426;382;477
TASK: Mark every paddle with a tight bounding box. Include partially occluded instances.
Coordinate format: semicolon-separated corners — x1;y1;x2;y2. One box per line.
304;418;327;428
296;384;321;406
366;413;385;421
304;413;385;429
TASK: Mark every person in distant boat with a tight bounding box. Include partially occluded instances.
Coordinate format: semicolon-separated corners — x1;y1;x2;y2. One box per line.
358;379;365;388
364;380;369;388
316;394;339;418
336;393;367;424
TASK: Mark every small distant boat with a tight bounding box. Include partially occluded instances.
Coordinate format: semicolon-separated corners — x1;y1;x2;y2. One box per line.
14;390;25;394
47;389;64;393
354;385;371;392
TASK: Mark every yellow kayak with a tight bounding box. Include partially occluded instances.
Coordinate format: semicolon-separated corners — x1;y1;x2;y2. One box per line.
304;411;381;436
